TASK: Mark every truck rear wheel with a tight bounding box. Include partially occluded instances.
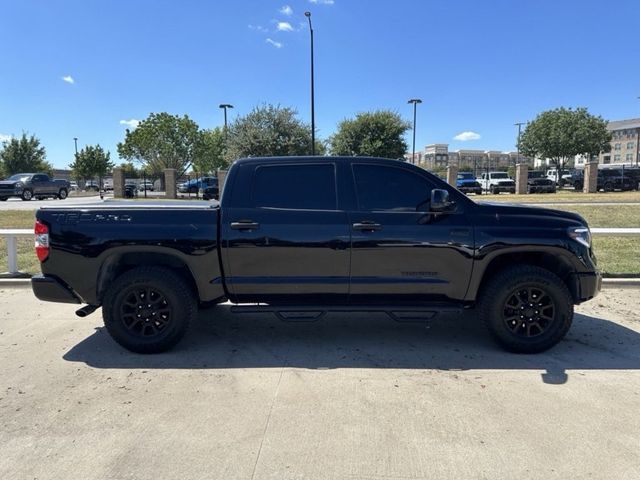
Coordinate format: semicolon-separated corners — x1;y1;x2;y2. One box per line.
58;188;68;199
478;265;573;353
102;266;197;353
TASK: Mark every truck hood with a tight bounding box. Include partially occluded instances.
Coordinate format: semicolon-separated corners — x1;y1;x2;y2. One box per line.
476;202;587;226
0;180;19;186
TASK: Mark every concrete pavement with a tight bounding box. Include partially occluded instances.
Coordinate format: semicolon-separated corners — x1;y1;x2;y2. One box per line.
1;287;639;479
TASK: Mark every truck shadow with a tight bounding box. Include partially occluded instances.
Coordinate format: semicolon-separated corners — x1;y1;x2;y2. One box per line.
63;306;640;384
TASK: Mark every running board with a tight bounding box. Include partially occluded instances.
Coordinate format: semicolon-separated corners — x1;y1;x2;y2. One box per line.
229;303;464;323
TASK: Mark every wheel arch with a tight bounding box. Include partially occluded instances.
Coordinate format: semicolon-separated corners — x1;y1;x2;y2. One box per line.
468;250;580;304
96;250;200;305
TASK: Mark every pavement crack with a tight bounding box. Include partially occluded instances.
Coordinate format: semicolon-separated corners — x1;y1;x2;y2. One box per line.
250;356;287;480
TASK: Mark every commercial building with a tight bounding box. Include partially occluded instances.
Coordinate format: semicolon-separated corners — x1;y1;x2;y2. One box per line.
405;144;533;173
574;118;640;167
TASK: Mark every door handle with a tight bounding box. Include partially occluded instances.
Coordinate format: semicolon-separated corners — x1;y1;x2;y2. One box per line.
353;221;382;232
230;220;260;230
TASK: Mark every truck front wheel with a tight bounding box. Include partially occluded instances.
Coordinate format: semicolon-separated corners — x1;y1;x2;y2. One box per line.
478;265;573;353
58;188;68;199
21;189;33;201
102;266;197;353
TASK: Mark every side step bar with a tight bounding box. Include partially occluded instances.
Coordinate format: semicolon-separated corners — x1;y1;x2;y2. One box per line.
230;303;464;323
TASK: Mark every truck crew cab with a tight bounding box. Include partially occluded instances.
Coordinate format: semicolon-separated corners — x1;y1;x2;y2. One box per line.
32;156;601;354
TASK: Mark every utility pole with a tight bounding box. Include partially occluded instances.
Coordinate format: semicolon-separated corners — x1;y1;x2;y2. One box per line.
305;11;315;155
514;122;525;167
408;99;422;164
73;137;78;157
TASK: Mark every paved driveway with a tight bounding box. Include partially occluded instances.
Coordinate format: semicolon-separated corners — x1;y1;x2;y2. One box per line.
1;287;639;479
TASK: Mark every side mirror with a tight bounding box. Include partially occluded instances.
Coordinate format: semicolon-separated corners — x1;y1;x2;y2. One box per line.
430;189;455;213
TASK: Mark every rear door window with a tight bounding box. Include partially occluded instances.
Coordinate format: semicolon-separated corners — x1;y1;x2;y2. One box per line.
252;164;337;210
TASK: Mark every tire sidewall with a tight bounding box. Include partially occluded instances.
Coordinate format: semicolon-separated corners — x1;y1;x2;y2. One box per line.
21;189;32;201
58;188;68;199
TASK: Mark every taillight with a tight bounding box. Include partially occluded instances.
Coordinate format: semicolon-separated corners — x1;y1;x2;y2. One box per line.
34;220;50;262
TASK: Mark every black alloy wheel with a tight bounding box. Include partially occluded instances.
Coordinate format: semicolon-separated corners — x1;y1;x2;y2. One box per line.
502;287;556;338
478;265;573;353
119;286;172;338
102;266;197;353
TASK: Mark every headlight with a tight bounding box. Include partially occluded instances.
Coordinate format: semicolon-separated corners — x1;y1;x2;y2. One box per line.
15;182;23;187
568;226;591;248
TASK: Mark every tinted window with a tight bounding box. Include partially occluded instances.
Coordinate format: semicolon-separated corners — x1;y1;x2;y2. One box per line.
32;175;47;182
353;164;434;211
252;164;337;210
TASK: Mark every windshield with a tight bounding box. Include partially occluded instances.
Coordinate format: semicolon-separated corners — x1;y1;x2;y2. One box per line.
457;173;474;180
492;173;509;179
7;174;32;182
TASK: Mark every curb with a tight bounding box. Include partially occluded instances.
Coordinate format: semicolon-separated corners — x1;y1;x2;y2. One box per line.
0;278;32;288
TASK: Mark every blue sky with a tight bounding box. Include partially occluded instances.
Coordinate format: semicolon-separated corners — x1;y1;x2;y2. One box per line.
1;0;639;169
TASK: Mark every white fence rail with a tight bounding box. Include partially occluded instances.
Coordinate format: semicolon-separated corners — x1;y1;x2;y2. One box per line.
1;227;640;277
1;229;32;276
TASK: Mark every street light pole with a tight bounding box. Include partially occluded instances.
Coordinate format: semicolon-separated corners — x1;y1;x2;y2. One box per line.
514;122;525;167
73;137;78;157
305;11;315;156
219;104;234;140
407;99;422;164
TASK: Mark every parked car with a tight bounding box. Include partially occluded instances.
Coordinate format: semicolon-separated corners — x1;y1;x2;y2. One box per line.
32;156;600;355
69;181;79;191
124;184;138;198
201;180;220;200
527;171;557;194
103;178;114;191
84;180;100;192
0;173;70;201
179;176;217;194
476;171;516;194
546;169;573;186
137;180;154;191
572;168;635;192
456;172;482;195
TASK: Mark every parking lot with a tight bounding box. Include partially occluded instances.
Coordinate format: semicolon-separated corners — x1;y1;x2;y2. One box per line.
1;286;639;480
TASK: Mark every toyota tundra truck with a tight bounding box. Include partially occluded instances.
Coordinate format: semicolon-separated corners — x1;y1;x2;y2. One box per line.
31;156;601;354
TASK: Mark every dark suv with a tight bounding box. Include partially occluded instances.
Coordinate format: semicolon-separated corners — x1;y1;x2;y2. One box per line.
527;171;556;194
573;168;635;192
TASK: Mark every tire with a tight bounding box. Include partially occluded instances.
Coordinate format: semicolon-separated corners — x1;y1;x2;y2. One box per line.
102;266;197;353
21;189;33;201
58;188;68;200
0;197;7;201
477;265;573;353
604;182;614;192
491;186;499;195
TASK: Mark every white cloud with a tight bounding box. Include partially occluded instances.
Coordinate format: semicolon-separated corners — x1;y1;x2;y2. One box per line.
120;119;140;129
62;75;75;84
0;133;12;143
266;38;283;48
248;24;268;33
277;21;294;31
453;131;481;141
309;0;334;4
280;5;293;15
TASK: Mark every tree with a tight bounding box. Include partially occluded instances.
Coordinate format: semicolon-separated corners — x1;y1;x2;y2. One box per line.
119;161;140;178
225;105;314;161
69;145;114;182
0;133;52;177
193;127;227;174
117;112;201;175
519;107;611;176
330;110;410;159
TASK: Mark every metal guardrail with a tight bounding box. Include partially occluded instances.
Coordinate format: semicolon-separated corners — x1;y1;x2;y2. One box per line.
1;227;639;276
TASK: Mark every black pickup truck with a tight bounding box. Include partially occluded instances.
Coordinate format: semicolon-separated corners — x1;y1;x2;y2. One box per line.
31;156;601;354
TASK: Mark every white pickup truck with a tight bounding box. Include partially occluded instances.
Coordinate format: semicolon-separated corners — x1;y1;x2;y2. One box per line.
546;169;572;186
476;172;516;194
